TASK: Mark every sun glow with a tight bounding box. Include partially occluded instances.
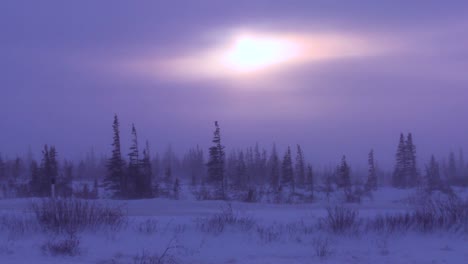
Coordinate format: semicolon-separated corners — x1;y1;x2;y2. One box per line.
124;29;389;81
218;34;302;74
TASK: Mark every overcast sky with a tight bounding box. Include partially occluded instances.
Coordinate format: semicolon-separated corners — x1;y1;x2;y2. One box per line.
1;0;467;168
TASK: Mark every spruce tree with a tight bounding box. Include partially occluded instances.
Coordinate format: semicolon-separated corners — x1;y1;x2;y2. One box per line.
141;140;153;198
30;160;40;196
269;144;280;190
425;155;441;192
128;124;141;198
163;166;172;196
393;133;406;188
0;155;5;180
337;155;351;189
448;151;457;184
307;164;314;200
254;143;262;185
206;121;225;199
38;145;58;197
236;150;247;189
405;133;418;187
104;114;125;198
366;149;377;191
173;178;180;199
281;146;294;191
295;144;305;188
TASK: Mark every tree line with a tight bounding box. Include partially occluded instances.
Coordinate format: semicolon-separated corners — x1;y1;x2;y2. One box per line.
0;115;467;201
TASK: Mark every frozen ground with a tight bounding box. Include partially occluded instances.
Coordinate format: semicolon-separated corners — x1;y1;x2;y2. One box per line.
1;188;468;264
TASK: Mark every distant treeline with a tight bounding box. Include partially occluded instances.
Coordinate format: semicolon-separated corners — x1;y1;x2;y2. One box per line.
0;115;467;201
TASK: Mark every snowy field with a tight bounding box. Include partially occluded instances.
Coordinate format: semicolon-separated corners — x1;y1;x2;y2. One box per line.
1;188;468;264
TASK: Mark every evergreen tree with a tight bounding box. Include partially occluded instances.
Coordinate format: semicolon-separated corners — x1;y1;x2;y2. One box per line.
366;149;377;191
268;144;280;190
12;157;23;180
38;145;58;197
30;160;40;196
0;155;5;180
104;114;125;198
128;124;141;198
393;133;406;188
405;133;418;187
458;149;465;180
425;155;441;192
235;151;247;189
448;151;457;184
141;140;153;198
57;160;73;198
307;164;314;199
337;155;351;189
295;144;305;187
158;166;172;197
152;153;161;184
173;178;180;199
206;121;225;199
245;147;254;187
254;143;262;185
281;146;294;191
93;177;99;198
185;146;204;186
260;149;268;186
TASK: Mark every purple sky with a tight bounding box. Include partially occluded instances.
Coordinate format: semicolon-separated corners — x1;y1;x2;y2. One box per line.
1;0;467;168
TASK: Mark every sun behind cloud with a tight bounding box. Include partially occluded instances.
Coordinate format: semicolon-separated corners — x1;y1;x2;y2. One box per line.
123;29;393;81
217;33;302;74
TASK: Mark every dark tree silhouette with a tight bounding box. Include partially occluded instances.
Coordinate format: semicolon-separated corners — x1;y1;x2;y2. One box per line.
307;164;314;200
337;155;351;190
206;121;226;199
268;144;280;190
295;144;305;187
366;149;377;191
393;133;406;188
281;146;294;192
140;140;153;198
425;155;441;192
104;114;126;198
405;133;419;187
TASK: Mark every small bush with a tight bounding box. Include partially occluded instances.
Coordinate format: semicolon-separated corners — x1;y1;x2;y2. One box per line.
136;219;159;235
0;214;38;237
196;203;256;234
366;196;468;233
31;198;127;233
322;206;359;233
42;236;80;256
313;237;332;258
256;225;282;243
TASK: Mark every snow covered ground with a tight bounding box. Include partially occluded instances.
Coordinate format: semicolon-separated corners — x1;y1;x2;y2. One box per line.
1;188;468;264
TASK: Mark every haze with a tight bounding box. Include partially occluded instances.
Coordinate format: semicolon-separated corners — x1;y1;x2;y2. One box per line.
1;0;467;168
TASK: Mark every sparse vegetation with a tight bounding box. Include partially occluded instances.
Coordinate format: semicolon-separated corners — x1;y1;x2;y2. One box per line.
196;203;256;234
30;198;127;233
41;235;80;256
322;205;359;234
313;237;332;258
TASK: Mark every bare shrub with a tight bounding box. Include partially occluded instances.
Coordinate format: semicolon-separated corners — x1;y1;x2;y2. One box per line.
322;206;359;234
136;219;159;235
0;214;38;238
42;236;80;256
133;238;179;264
313;237;332;258
31;198;127;233
256;225;282;243
196;203;256;235
366;196;468;233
